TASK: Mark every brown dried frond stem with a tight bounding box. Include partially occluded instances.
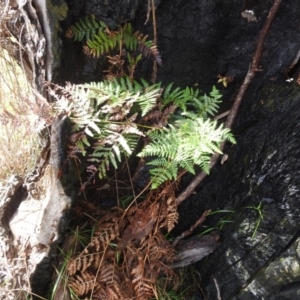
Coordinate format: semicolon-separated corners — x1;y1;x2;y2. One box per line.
151;0;158;82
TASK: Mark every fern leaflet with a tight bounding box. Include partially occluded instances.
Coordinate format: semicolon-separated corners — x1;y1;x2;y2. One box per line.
138;114;236;188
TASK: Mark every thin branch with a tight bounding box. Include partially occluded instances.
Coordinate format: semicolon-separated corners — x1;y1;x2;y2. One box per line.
176;0;282;206
172;209;211;247
213;277;222;300
151;0;158;83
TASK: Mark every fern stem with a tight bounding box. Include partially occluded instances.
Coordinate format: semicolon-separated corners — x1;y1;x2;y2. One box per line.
151;0;157;45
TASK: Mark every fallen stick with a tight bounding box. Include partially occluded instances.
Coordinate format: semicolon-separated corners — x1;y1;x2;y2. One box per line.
172;209;211;247
176;0;282;206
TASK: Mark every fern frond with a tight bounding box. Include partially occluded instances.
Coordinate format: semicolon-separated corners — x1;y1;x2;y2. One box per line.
135;34;162;65
161;84;222;119
178;159;195;175
147;158;178;189
131;256;154;300
54;78;234;189
87;29;119;57
54;78;160;179
141;128;178;160
67;15;106;41
190;85;222;117
139;116;235;187
122;23;138;51
70;17;162;68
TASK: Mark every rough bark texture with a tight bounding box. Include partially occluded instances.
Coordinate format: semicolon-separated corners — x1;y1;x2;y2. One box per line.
0;3;74;298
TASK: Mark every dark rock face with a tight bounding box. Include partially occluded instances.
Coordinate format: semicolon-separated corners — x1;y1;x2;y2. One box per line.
56;0;300;299
154;0;300;299
192;84;300;299
59;0;161;83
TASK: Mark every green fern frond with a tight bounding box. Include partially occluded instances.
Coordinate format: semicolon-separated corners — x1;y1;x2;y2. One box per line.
53;78;235;189
122;23;138;51
71;78;160;120
54;78;162;179
147;158;178;189
87;30;119;57
69;17;161;67
68;15;106;41
88;132;139;178
138;116;235;187
178;159;195;175
161;85;222;119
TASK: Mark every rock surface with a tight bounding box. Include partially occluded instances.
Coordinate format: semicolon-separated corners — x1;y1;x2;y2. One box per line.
0;114;75;299
158;0;300;299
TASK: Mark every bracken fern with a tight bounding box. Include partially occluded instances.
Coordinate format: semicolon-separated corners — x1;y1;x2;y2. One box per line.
67;16;161;66
51;77;162;179
52;77;234;188
139;115;235;188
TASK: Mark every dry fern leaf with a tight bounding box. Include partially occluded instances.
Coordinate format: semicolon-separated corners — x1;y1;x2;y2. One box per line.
69;271;100;296
166;196;178;232
97;265;123;298
97;264;119;286
139;232;175;263
121;203;159;246
131;256;154;300
68;255;88;275
89;227;117;250
145;259;177;285
68;251;104;276
105;285;126;300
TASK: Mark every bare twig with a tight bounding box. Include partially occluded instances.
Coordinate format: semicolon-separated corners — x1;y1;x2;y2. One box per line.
172;209;211;247
151;0;158;83
176;0;282;206
213;277;222;300
214;110;230;120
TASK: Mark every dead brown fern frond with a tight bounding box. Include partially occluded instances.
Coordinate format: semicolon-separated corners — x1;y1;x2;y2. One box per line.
131;256;154;300
69;271;102;296
67;189;181;299
140;104;177;129
135;33;162;66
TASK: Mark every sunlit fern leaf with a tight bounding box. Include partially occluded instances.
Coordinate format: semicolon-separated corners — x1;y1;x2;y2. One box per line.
178;159;195;175
161;84;223;119
112;144;121;163
53;77;234;189
116;134;132;155
138;85;163;116
139;133;178;160
139;115;235;188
